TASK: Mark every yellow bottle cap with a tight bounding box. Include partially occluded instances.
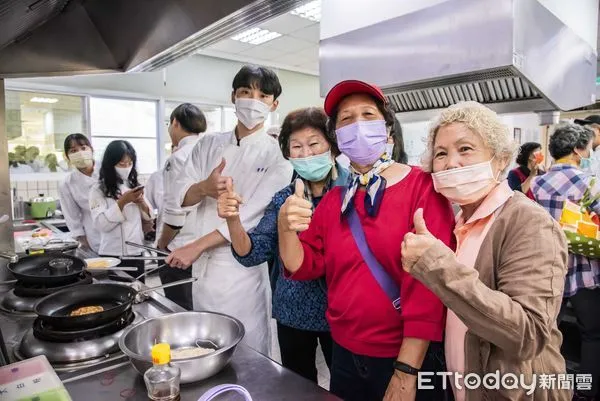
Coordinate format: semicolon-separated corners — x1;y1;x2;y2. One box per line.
151;343;171;365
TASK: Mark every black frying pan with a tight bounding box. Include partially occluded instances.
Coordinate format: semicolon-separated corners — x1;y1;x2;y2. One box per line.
7;254;86;285
33;278;197;330
34;283;135;330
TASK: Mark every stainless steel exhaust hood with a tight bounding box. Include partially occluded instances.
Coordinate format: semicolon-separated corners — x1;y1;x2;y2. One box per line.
0;0;306;78
320;0;598;114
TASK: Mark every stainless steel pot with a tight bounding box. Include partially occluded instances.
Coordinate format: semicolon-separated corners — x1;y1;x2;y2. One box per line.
118;311;244;383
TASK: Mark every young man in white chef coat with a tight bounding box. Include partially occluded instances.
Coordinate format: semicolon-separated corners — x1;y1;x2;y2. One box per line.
155;103;207;310
166;66;293;355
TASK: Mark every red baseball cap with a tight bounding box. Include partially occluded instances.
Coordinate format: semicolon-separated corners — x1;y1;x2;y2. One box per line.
324;80;387;117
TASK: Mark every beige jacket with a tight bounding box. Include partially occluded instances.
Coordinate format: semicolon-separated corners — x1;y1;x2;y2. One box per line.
413;192;571;401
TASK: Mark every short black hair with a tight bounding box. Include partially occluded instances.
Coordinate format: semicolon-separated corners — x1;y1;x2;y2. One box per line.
515;142;542;167
170;103;207;134
549;123;594;160
390;117;408;164
326;96;395;138
232;65;282;99
63;133;91;154
279;107;338;159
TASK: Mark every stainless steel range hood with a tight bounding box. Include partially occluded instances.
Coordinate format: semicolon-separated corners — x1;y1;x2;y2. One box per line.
0;0;306;78
320;0;598;114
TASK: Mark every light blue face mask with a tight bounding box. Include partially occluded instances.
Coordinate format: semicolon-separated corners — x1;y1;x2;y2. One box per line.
578;151;593;170
289;150;334;182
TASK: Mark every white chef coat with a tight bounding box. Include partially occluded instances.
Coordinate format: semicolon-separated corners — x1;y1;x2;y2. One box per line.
177;128;293;356
145;169;164;213
89;183;153;256
58;165;101;253
160;135;200;249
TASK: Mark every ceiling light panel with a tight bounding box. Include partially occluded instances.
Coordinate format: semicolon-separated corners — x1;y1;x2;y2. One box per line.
291;0;321;22
231;28;282;45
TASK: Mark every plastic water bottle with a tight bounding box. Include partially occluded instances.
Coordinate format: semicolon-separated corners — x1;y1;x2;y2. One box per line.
143;343;181;401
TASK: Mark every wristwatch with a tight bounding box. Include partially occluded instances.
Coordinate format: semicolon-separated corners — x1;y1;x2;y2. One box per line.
394;361;420;376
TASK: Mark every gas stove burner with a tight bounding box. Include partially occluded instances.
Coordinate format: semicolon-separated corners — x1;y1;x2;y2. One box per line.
14;271;93;298
0;290;37;316
17;312;142;365
33;310;135;342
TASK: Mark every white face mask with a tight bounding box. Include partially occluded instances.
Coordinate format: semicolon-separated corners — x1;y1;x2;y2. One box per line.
69;150;93;169
115;166;132;182
235;98;271;130
432;158;500;205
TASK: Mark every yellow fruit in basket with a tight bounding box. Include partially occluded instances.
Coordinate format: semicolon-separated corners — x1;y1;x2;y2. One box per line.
577;220;598;239
561;202;583;225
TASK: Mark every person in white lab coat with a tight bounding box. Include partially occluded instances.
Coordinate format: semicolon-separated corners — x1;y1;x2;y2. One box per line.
58;133;101;253
166;65;293;355
89;140;153;281
143;168;164;242
155;103;207;310
145;170;164;214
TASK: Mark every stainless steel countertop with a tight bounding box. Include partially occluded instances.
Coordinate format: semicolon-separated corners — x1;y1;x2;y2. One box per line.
63;344;339;401
0;242;340;400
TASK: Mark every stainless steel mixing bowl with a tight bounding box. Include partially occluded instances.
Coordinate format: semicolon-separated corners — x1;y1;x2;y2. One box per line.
118;311;245;383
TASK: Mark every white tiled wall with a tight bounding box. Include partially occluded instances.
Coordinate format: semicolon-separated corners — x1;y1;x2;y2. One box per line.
11;180;61;202
10;175;151;208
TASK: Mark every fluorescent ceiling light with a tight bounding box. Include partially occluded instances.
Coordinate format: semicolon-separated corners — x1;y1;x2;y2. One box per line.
30;97;58;104
291;0;321;22
231;28;282;45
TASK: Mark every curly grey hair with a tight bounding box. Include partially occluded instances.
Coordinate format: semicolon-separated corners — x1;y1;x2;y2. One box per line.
421;101;517;173
548;122;594;160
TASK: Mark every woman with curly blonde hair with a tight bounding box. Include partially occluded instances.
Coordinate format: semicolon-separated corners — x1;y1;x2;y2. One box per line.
401;101;570;401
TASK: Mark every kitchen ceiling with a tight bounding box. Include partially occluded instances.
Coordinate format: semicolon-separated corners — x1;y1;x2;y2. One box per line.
198;4;320;76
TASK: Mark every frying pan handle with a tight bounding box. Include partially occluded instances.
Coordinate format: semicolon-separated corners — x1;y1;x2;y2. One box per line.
0;252;18;263
124;241;170;256
137;277;197;295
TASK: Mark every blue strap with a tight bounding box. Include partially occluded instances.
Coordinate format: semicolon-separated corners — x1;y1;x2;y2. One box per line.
345;197;401;310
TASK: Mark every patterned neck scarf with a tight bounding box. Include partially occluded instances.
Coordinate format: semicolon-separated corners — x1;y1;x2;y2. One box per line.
341;154;395;217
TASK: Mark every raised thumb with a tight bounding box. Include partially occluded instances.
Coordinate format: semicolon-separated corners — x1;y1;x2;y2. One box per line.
215;158;226;174
294;179;305;198
413;208;430;235
226;177;234;193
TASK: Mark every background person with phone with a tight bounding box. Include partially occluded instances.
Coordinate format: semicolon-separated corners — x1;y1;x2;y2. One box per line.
89;140;153;280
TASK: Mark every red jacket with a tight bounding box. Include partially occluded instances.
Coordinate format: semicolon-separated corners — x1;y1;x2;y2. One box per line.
288;167;456;358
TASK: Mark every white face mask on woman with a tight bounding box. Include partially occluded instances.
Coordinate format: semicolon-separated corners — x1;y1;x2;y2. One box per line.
69;150;93;169
115;166;132;182
432;158;499;205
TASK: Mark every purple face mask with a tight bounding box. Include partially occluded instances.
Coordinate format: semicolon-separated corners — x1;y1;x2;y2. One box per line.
335;120;388;165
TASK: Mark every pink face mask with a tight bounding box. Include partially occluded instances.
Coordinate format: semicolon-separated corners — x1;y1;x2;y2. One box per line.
432;158;499;205
335;120;387;166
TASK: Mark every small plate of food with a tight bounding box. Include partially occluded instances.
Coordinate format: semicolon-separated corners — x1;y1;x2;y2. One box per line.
85;257;120;270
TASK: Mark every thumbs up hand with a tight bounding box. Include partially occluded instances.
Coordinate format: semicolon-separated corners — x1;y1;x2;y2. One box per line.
203;158;231;199
401;208;437;274
278;179;314;232
217;177;243;220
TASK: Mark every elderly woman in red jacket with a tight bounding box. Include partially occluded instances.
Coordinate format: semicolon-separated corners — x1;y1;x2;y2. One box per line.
278;80;455;401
